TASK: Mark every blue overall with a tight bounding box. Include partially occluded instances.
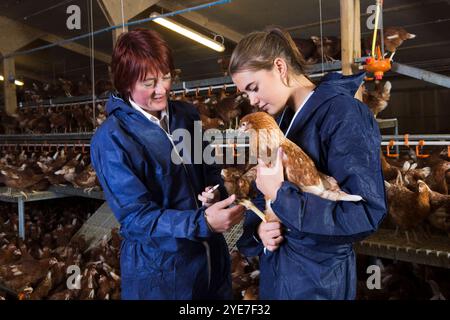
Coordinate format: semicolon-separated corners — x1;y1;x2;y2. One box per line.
91;95;231;299
237;72;387;299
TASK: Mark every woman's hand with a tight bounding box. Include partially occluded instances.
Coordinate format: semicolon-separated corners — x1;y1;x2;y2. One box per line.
257;221;284;252
256;147;285;202
198;185;221;208
205;194;245;233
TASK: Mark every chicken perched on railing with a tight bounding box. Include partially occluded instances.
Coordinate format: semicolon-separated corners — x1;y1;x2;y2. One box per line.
363;26;416;57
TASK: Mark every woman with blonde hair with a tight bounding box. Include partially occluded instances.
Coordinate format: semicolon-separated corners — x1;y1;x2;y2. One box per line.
231;27;387;299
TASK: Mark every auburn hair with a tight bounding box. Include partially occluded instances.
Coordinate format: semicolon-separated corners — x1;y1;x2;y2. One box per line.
111;28;174;99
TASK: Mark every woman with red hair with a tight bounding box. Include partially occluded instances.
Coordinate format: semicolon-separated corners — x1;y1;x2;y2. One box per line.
90;28;244;300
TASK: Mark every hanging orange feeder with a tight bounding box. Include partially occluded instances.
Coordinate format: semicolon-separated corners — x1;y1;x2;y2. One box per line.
364;47;391;80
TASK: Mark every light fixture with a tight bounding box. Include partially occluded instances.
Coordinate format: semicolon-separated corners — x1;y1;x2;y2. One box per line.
0;75;24;86
150;12;225;52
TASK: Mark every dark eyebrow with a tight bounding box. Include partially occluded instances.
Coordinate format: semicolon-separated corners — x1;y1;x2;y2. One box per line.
245;82;255;91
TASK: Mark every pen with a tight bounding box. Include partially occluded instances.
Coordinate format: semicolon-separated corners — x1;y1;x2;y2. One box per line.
207;184;220;193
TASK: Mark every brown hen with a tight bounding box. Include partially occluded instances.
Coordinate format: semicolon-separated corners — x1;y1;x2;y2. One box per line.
384;174;431;242
239;112;363;202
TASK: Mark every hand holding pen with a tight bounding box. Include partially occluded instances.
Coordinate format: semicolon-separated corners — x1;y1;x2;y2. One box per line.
198;184;220;208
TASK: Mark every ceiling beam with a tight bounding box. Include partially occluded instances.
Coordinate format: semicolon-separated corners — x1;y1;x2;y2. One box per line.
286;0;444;33
16;69;54;84
97;0;160;25
15;58;50;73
157;0;243;43
40;34;111;64
0;16;110;64
0;16;42;53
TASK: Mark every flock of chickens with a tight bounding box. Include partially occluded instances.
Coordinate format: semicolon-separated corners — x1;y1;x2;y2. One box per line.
0;198;121;300
17;76;113;105
0;197;260;300
0;148;100;195
174;89;258;130
1;24;448;300
230;250;260;300
302;26;416;63
0;103;107;134
381;148;450;242
356;255;449;300
218;27;415;72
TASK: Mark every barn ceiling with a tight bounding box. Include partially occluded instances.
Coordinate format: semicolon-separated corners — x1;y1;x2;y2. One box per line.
0;0;449;86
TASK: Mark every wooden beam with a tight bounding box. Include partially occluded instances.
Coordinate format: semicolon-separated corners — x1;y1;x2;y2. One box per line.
97;0;159;45
97;0;160;23
97;0;128;43
157;0;243;43
353;0;363;101
0;16;42;53
0;16;110;64
15;57;53;74
286;1;443;33
16;69;53;84
3;58;18;115
40;34;111;64
340;0;354;76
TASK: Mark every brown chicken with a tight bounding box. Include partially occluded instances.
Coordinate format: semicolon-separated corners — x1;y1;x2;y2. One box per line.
221;166;257;199
0;243;21;265
200;114;225;130
311;36;341;61
239;112;363;203
0;163;46;194
401;161;431;191
54;153;84;184
425;184;450;235
72;163;99;191
79;266;97;300
48;108;70;133
230;250;249;277
2;253;58;291
384;27;416;53
384;174;431;242
293;38;317;64
363;26;416;56
381;152;401;182
362;81;392;117
26;109;51;134
193;99;213;118
59;78;74;97
29;271;53;300
96;275;112;300
216;92;245;129
425;160;450;195
242;284;259;300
